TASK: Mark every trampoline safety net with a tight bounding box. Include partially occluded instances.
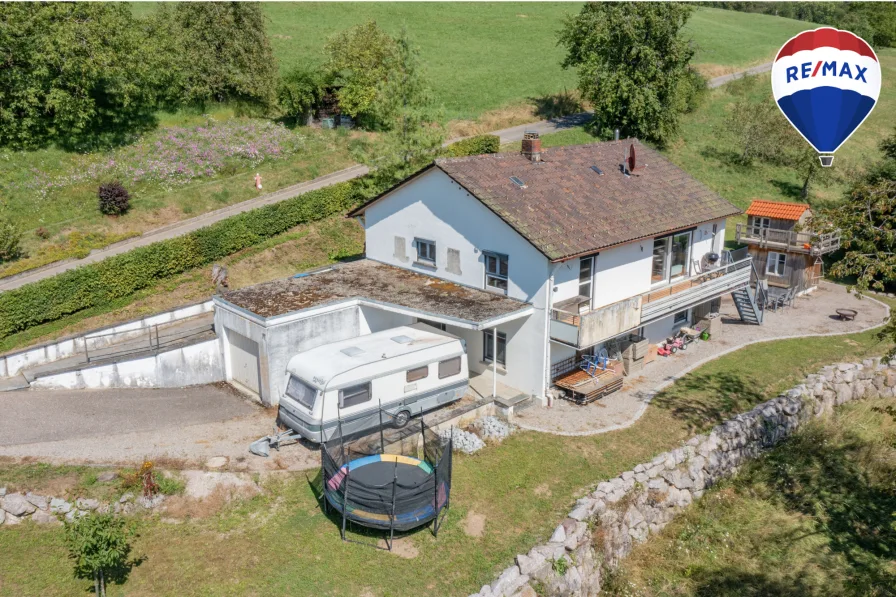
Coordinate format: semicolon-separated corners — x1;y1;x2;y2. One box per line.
321;408;453;542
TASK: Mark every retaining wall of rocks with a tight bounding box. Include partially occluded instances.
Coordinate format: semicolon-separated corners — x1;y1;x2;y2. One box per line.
470;358;896;597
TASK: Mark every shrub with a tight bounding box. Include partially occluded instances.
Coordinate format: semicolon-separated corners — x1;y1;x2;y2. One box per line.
0;137;491;340
98;181;131;216
278;66;327;124
443;134;500;157
35;226;50;240
0;214;23;263
64;512;136;597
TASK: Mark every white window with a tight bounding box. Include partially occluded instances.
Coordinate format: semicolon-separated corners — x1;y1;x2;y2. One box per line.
579;255;595;299
286;376;317;410
483;330;507;366
651;232;692;285
339;383;371;408
767;252;786;276
673;310;689;325
438;357;462;379
751;217;771;235
415;238;436;265
484;252;509;294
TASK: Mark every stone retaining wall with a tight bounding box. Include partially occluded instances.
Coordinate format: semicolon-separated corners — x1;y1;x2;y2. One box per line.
470;358;895;597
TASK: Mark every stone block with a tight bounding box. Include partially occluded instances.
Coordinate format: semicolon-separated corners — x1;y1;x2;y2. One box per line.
32;510;61;525
1;493;36;517
516;552;546;576
50;498;72;514
549;524;566;543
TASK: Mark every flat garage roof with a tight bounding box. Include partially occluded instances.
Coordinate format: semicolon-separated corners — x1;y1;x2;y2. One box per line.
218;259;532;326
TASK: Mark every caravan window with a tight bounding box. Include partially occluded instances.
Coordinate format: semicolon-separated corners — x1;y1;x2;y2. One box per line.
339;383;371;408
286;376;317;410
407;366;429;382
438;357;461;379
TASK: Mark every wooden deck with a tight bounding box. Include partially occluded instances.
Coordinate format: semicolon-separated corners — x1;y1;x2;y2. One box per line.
554;362;624;405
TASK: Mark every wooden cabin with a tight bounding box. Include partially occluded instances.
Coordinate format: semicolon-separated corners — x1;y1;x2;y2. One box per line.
735;200;840;294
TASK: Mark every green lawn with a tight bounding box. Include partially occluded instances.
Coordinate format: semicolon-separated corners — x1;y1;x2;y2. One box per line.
2;302;892;596
503;49;896;212
608;397;896;596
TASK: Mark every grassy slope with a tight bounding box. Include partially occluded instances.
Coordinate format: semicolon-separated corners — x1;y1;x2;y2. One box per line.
1;301;893;596
610;397;896;596
503;50;896;213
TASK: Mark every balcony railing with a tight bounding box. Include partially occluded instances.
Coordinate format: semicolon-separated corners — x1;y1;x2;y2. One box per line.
735;224;840;255
550;255;753;349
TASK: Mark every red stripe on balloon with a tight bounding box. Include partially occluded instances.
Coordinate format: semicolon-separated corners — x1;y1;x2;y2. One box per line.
775;27;877;62
811;61;822;77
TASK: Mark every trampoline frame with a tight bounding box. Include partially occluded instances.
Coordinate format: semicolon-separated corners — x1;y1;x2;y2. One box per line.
321;407;453;551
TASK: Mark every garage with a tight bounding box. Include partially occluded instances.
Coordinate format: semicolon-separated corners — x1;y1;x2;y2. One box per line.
226;328;261;395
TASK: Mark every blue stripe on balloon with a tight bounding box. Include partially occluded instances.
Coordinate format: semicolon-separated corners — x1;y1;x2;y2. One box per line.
776;87;876;153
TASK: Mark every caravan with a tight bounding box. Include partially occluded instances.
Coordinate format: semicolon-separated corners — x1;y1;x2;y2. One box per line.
277;323;469;443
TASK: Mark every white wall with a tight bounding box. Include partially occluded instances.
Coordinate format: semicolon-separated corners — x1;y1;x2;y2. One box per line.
30;339;224;390
363;168;551;399
359;305;415;335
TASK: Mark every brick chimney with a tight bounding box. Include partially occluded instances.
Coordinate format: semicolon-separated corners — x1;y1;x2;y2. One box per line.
521;131;542;162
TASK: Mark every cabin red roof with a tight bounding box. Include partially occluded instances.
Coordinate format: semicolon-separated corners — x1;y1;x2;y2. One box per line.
745;200;809;221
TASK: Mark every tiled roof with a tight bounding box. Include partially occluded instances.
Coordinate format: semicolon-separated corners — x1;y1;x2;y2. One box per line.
433;140;739;261
745;199;810;221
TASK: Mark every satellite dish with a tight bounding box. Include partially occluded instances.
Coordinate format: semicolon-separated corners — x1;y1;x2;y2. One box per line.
628;144;637;172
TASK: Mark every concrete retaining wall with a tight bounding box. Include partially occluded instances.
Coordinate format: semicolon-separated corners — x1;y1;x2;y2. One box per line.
29;339;224;390
470;358;895;597
0;300;214;377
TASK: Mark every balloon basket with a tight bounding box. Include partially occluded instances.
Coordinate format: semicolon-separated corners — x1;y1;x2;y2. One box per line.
818;154;834;167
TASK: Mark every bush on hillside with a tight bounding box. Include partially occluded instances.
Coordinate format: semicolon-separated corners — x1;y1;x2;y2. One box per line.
443;135;500;157
0;214;23;263
98;181;131;216
278;67;328;125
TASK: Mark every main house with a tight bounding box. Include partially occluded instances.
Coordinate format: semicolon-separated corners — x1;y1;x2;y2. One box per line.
214;135;754;407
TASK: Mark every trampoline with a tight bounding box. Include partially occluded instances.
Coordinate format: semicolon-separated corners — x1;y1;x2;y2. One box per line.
321;409;453;549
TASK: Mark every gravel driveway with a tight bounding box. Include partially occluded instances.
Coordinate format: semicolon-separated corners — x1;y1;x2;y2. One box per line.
0;384;320;471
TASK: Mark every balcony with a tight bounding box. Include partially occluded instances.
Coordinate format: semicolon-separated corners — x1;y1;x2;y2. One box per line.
735;224;840;256
550;255;753;349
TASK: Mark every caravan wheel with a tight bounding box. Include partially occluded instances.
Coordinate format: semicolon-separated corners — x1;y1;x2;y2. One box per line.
393;410;411;428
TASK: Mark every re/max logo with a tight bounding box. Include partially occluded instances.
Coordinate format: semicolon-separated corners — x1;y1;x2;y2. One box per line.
786;61;869;83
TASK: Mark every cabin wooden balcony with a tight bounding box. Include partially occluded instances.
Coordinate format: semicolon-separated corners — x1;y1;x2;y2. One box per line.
735;224;840;256
550;255;753;349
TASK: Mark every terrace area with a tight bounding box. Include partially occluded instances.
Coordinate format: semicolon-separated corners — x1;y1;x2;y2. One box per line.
524;282;889;436
551;253;754;349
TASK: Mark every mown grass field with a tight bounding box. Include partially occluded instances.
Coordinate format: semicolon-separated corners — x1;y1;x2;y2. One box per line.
503;49;896;213
2;299;892;596
1;4;816;278
608;397;896;596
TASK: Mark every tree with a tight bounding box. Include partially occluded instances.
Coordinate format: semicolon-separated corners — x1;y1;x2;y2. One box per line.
153;2;278;110
725;99;786;165
64;513;136;597
558;3;702;145
278;66;328;125
0;210;22;264
351;28;444;192
324;21;398;123
0;3;162;149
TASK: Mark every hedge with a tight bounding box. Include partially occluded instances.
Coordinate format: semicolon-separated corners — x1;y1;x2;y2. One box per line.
0;139;498;340
0;182;360;338
443;134;500;157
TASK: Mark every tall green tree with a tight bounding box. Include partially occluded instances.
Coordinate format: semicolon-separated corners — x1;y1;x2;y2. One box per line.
324;21;398;122
558;3;703;145
153;2;277;110
0;3;162;149
64;513;136;597
352;28;444;192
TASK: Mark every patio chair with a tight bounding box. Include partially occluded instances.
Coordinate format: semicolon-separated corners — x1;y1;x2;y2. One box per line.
781;286;798;309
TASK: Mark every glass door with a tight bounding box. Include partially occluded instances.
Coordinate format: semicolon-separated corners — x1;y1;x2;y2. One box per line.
651;232;692;285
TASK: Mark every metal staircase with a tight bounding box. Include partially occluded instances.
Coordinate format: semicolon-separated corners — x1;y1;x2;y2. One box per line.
725;249;767;325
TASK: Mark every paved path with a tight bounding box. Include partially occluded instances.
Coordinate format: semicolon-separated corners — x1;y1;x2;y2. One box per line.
514;283;890;436
0;61;772;294
0;164;369;292
707;62;773;88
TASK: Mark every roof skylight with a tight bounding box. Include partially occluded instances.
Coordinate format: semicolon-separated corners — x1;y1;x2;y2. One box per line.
509;176;526;188
590;165;604;176
340;347;365;357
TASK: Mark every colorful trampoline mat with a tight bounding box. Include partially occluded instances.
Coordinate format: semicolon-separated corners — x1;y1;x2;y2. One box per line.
324;453;448;528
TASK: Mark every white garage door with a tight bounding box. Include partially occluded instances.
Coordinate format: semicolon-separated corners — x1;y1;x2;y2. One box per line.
227;329;261;395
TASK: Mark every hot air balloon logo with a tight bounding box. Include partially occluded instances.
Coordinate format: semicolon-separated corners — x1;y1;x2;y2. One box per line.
771;27;881;167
